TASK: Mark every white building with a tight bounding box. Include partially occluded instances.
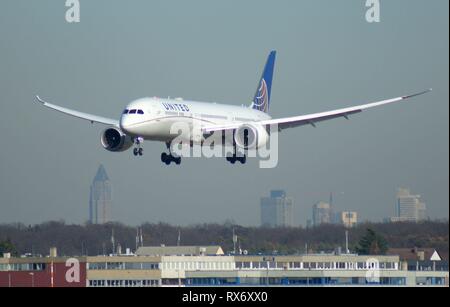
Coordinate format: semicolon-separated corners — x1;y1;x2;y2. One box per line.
390;188;427;223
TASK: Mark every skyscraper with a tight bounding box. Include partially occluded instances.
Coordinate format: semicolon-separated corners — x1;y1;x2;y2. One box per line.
89;165;112;224
390;188;427;223
260;190;294;227
312;201;333;226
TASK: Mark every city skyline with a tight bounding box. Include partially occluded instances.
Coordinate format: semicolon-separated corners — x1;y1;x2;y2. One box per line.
87;183;438;227
1;177;444;227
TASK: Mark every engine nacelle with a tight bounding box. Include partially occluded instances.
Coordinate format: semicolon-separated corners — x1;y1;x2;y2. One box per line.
234;124;269;150
100;127;133;152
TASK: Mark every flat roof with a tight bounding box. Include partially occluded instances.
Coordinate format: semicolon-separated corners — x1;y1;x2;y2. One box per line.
136;246;224;256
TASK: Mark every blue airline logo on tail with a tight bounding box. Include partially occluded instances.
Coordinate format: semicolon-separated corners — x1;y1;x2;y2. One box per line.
253;79;269;113
252;51;276;114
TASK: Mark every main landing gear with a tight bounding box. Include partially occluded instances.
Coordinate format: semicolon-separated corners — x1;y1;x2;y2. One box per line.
133;137;144;157
226;145;247;164
226;131;248;165
161;143;181;165
226;154;247;164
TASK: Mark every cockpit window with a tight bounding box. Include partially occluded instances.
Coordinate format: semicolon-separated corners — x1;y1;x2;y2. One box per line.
124;109;144;115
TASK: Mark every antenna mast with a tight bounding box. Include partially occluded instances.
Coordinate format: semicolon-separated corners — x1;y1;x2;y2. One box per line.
345;230;349;254
232;229;238;255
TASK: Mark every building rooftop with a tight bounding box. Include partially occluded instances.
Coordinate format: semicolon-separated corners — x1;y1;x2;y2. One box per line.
94;164;109;182
270;190;286;198
388;248;448;262
135;245;224;257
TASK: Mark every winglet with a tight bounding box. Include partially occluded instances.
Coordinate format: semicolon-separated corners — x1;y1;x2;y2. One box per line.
403;88;432;100
33;95;119;126
36;95;45;104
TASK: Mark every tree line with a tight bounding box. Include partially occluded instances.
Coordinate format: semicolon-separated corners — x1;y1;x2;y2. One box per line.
0;220;448;257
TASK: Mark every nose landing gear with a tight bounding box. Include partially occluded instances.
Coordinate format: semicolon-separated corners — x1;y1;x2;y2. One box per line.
133;137;144;157
133;148;143;156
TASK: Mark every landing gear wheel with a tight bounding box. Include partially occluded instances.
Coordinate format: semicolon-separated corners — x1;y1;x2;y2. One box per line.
161;153;168;163
161;143;182;165
227;155;246;165
133;137;144;157
226;156;236;164
161;153;174;165
239;155;247;164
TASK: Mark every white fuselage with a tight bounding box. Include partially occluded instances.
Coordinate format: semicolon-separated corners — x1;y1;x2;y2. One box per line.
119;97;271;143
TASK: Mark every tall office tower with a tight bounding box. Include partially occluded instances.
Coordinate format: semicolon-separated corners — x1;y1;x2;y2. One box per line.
89;165;112;224
260;190;294;227
312;201;333;226
391;188;427;222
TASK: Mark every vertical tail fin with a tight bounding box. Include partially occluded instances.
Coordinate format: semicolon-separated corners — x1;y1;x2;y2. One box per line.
251;51;276;113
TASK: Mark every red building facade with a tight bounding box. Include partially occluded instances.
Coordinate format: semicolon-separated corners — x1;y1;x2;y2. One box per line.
0;257;86;287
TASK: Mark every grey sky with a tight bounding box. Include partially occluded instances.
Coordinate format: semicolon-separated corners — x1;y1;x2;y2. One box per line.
0;0;448;226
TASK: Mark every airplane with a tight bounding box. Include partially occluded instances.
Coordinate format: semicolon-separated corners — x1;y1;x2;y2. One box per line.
35;51;431;165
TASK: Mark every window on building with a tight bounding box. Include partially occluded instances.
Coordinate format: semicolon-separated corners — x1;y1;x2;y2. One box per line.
291;262;301;269
106;262;124;270
88;262;107;270
242;262;251;269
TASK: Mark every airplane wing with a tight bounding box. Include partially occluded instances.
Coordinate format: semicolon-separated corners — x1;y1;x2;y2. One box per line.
202;89;432;133
35;96;119;127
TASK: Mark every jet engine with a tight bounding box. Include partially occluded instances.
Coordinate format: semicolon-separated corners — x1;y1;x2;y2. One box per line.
234;124;269;150
100;127;133;152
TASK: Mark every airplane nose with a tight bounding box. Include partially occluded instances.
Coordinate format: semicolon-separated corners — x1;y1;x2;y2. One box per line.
120;115;143;136
119;116;133;133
